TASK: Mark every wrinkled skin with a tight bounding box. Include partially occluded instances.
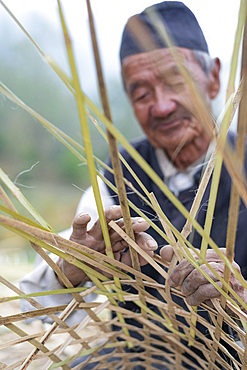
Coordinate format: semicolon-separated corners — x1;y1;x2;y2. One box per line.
122;47;220;169
57;205;157;286
160;245;247;313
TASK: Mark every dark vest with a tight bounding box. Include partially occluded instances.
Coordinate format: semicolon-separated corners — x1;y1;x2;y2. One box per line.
103;134;247;366
104;134;247;280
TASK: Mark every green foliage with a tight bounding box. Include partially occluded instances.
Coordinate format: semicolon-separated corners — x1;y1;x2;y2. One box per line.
0;12;143;233
0;14;142;184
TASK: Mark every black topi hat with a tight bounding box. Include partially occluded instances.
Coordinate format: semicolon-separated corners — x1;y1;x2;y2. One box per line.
120;1;209;62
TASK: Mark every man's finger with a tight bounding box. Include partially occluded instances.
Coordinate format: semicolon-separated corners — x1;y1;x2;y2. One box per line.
180;262;224;296
105;205;122;224
168;248;227;288
119;233;157;267
186;282;222;306
160;245;174;262
135;232;158;252
114;217;150;233
70;213;91;242
89;205;122;241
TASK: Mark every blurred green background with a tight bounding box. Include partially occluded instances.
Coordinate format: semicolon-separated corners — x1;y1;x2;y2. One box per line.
0;8;143;281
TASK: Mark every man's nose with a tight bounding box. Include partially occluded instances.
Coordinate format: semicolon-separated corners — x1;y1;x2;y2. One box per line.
151;88;176;117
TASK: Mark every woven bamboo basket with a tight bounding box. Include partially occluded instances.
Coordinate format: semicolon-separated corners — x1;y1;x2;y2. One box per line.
0;1;247;369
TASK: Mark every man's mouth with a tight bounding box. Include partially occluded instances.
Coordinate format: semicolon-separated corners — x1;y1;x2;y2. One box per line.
152;116;191;131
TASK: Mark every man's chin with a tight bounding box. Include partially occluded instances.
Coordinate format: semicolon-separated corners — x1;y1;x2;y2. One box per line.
148;134;188;151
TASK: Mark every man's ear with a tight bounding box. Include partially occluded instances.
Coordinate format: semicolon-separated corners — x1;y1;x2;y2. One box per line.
208;57;221;99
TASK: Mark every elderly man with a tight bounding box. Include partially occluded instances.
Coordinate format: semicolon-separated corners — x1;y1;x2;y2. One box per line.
20;1;247;368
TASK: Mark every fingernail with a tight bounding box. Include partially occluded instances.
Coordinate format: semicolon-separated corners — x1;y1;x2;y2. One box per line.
137;218;146;223
78;213;90;218
146;239;157;249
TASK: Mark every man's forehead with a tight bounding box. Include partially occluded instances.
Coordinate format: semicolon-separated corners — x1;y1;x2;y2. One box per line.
121;47;195;77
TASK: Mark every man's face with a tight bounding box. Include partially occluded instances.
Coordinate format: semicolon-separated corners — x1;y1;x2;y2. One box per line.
122;48;220;154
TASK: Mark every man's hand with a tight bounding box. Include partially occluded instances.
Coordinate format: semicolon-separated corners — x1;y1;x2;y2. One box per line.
57;205;157;286
160;245;246;312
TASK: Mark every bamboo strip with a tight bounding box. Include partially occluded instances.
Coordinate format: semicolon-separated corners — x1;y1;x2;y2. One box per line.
0;190;118;370
149;193;183;366
0;168;53;230
1;209;246;310
2;319;70;370
29;245;126;370
85;4;150;362
57;8;129;342
208;3;247;367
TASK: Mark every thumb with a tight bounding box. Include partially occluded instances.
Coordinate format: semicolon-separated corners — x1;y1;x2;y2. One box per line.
160;245;174;262
70;213;91;242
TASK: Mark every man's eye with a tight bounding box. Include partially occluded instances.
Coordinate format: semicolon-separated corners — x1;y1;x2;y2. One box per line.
167;82;185;92
136;93;148;101
133;90;151;102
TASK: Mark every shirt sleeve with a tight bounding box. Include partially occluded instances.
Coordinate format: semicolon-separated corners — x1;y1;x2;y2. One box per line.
19;177;115;325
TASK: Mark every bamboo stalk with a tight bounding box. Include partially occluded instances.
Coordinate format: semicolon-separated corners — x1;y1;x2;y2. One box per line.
0;81;114;183
0;169;104;369
3;319;70;370
214;7;247;370
0;177;85;368
0;277;115;370
149;192;184;366
0;167;53;231
187;92;238;345
1;205;246;310
86;0;147;298
0;189;118;368
0;185;17;211
4;202;246;309
86;0;151;361
180;79;241;243
184;0;247;347
56;3;134;348
57;1;108;254
0;217;156;284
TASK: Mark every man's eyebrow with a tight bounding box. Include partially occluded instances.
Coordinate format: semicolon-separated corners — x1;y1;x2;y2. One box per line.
128;81;140;95
128;81;147;95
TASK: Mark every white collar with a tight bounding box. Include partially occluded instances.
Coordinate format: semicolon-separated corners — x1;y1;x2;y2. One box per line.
155;142;215;196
